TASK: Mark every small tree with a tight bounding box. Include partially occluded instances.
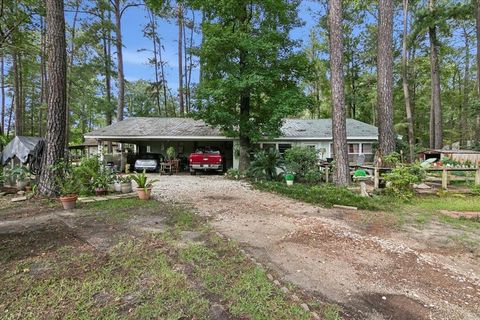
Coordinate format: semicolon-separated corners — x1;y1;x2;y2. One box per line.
284;146;318;179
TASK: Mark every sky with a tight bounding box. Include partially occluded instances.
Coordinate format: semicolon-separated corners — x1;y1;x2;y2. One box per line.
114;1;323;90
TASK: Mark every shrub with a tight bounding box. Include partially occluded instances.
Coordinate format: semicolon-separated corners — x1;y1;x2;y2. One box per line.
75;156;102;195
248;149;285;181
304;169;322;184
254;181;389;210
383;162;425;199
284;146;318;178
51;160;81;196
226;168;241;179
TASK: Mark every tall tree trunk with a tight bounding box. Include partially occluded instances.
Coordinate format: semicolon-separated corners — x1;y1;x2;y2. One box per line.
402;0;415;162
476;0;480;144
148;9;162;116
178;4;184;116
65;0;80;147
12;52;23;136
102;8;113;152
428;0;443;149
158;36;168;116
39;15;47;137
377;0;395;155
114;0;125;121
238;5;251;173
0;54;5;136
39;0;67;197
460;26;470;148
328;0;350;186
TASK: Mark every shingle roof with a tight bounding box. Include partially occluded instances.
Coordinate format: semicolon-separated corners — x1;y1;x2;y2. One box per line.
85;117;378;140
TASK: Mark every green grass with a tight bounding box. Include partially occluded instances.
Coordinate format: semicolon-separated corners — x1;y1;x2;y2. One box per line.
410;194;480;212
179;239;309;320
81;198;160;222
1;237;209;320
254;181;396;211
1;199;310;320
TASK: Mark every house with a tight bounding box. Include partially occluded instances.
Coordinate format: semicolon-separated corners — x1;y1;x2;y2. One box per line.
84;117;378;170
69;138;120;158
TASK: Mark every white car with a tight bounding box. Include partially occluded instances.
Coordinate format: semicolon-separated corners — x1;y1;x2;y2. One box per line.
134;159;159;172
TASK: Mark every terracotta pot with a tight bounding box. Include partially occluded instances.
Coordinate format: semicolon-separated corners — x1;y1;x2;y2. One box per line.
60;195;78;210
121;182;132;194
25;186;32;192
95;188;107;196
136;187;152;200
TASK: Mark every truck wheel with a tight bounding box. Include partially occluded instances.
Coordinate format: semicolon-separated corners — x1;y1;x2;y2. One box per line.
190;169;196;176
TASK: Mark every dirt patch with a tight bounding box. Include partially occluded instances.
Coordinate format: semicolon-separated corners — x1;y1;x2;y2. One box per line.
0;196;61;221
0;220;82;263
152;175;480;319
360;293;429;320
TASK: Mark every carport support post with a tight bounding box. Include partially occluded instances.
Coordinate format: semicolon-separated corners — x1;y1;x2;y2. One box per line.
97;140;104;163
374;164;379;190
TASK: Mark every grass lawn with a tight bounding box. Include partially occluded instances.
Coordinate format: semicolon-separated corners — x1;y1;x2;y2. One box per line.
254;181;480;231
0;198;313;320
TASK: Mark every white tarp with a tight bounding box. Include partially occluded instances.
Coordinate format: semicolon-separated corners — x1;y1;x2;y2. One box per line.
1;136;44;165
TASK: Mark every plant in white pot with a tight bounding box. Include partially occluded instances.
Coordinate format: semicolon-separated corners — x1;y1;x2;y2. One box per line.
285;173;295;186
113;174;122;192
53;160;81;210
120;175;133;193
131;170;158;200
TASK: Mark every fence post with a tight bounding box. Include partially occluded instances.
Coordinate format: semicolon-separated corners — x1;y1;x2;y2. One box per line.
374;164;379;190
442;168;448;190
475;165;480;186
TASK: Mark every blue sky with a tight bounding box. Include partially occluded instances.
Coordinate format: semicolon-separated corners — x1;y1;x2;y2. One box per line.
117;1;323;89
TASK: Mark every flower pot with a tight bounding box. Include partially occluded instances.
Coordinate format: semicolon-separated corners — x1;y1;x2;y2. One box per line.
60;195;78;210
25;186;32;192
16;179;28;191
136;187;152;200
95;188;107;196
114;182;122;192
286;180;294;186
121;182;132;194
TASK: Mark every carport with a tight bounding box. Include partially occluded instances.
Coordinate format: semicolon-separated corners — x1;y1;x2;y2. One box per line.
84;117;236;171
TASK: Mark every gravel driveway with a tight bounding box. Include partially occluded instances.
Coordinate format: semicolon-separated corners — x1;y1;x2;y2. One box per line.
152;175;480;320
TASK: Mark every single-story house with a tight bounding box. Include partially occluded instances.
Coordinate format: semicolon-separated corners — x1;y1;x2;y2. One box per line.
84;117;379;170
69;138;120;158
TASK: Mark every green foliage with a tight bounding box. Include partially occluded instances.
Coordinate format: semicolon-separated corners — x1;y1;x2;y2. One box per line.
383;163;425;199
248;149;285;181
226;168;240;179
51;160;81;196
383;152;402;167
190;0;311;143
255;181;392;211
304;169;323;184
93;169;114;189
131;170;159;189
11;165;29;181
75;156;102;196
166;146;176;160
284;146;319;179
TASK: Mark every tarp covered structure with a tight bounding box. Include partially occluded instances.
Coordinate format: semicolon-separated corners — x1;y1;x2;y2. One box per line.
1;136;44;165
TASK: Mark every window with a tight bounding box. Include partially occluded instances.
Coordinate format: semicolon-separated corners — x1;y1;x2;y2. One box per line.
146;145;151;153
348;143;360;154
278;144;292;155
362;144;373;154
262;143;276;151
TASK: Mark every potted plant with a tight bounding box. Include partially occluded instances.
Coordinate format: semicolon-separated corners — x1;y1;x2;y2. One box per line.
11;165;29;191
166;146;176;161
94;171;112;196
53;160;80;210
120;175;132;193
285;173;295;186
113;174;122;192
131;170;158;200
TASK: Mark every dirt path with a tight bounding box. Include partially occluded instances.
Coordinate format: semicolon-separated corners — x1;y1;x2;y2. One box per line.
152;175;480;320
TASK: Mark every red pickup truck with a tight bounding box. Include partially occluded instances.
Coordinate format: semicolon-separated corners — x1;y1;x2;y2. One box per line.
189;148;224;175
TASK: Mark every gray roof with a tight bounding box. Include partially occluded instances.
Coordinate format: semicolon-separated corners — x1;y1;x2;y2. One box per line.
85;117;378;140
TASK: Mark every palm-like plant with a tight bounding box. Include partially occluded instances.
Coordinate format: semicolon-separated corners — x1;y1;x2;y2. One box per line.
131;170;159;190
249;149;285;180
